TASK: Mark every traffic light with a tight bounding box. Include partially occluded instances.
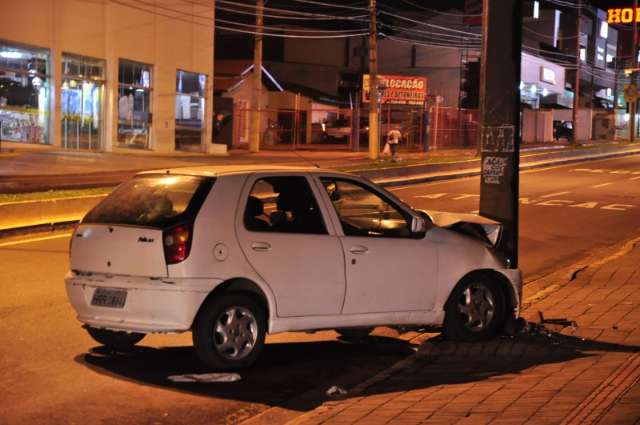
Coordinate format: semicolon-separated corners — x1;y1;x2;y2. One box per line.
460;60;480;109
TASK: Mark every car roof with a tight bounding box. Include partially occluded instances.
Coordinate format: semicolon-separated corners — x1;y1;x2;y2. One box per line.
137;164;352;178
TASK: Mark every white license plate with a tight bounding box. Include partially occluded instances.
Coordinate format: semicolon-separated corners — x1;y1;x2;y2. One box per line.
91;288;127;308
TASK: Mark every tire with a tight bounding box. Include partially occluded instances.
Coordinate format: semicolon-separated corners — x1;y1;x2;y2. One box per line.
443;274;506;342
85;327;145;351
192;293;266;370
336;327;374;340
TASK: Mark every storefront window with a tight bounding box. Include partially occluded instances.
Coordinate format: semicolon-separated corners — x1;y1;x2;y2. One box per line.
117;60;152;149
61;54;104;150
175;70;206;151
0;41;50;145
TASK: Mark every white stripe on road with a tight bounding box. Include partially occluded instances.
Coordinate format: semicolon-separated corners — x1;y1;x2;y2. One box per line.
539;191;570;198
591;182;613;188
0;233;72;247
630;176;640;181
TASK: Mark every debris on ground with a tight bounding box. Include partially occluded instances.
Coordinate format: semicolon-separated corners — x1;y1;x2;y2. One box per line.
167;373;241;383
326;385;348;397
537;311;578;327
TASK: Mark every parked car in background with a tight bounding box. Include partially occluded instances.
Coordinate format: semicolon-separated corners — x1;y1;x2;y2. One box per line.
65;166;522;369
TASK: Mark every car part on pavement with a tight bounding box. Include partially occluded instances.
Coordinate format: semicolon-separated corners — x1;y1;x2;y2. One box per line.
335;327;374;340
193;294;266;370
85;326;145;351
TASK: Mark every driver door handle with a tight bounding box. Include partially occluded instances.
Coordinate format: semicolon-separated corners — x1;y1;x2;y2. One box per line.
349;245;368;255
251;242;271;252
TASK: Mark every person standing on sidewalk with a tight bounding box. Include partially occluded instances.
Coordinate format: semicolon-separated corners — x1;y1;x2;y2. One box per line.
386;127;402;162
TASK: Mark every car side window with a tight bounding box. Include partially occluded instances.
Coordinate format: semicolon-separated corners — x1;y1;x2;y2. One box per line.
320;178;411;238
244;176;328;235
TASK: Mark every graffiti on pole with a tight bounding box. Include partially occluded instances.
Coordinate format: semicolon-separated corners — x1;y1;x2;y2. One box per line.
481;125;514;185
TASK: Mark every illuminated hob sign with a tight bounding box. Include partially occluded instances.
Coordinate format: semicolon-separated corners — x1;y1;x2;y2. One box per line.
608;8;640;23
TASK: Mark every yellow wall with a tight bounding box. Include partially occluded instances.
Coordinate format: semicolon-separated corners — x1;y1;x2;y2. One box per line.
0;0;214;153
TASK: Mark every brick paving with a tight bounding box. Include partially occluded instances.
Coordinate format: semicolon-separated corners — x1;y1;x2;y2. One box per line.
285;242;640;425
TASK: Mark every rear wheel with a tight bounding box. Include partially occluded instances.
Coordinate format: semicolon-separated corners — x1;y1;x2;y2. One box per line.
85;327;145;351
443;274;506;341
193;294;266;370
336;327;374;340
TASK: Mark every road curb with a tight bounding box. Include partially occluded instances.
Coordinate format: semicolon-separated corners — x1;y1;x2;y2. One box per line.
1;147;639;233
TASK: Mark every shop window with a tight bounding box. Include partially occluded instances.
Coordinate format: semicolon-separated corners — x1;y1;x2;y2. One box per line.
117;60;152;149
0;40;50;145
175;70;206;151
61;53;105;150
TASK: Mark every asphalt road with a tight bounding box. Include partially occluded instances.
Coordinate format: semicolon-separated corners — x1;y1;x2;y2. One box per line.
1;155;639;425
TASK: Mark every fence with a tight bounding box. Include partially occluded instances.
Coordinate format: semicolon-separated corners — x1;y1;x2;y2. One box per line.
231;101;478;151
429;106;479;150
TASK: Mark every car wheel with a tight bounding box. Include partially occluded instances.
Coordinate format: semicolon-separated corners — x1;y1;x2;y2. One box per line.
443;275;506;341
193;294;266;370
336;327;374;340
85;327;145;351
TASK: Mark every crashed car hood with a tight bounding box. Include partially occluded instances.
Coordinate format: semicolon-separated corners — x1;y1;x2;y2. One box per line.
422;210;499;227
419;209;503;247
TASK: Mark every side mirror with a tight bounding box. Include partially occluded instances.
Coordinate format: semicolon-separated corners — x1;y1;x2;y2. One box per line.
410;215;427;235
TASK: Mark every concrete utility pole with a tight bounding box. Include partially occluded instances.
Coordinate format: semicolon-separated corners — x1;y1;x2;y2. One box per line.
631;0;639;143
249;0;263;153
572;0;581;144
478;0;522;268
368;0;379;160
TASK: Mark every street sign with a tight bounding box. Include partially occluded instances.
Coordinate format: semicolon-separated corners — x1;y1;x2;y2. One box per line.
624;84;639;102
362;74;427;105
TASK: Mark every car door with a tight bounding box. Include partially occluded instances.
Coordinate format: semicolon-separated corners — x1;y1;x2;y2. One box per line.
236;174;346;317
317;176;438;315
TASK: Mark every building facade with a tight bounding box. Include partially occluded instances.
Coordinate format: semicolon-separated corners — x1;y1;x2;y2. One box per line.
0;0;215;153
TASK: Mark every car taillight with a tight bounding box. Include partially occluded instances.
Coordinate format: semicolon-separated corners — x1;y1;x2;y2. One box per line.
163;224;192;265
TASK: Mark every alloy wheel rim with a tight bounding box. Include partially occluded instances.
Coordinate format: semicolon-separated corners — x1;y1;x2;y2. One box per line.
457;282;496;332
213;306;258;360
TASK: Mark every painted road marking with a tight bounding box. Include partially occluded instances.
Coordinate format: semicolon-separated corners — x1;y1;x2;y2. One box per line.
630;176;640;181
412;193;635;212
591;182;613;188
572;168;640;175
601;204;635;211
413;193;447;199
539;191;570;198
451;194;479;200
0;233;72;247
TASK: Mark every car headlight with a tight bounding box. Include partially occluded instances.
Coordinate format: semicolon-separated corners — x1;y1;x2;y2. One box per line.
479;223;502;247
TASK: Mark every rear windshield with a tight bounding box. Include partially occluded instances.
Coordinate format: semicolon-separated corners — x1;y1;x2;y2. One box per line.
83;174;213;228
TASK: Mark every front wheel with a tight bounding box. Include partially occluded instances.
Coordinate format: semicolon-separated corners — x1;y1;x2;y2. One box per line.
85;327;145;351
443;275;506;341
193;294;266;370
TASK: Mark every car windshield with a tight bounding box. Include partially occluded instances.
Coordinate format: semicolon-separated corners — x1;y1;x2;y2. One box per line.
83;174;212;227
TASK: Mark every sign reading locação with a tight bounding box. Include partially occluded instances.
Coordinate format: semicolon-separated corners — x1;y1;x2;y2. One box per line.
362;74;427;105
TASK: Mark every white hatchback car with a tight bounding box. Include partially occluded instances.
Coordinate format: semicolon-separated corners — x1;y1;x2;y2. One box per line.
66;166;522;369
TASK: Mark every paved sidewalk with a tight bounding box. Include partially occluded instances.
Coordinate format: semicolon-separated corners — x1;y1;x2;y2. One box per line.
284;240;640;425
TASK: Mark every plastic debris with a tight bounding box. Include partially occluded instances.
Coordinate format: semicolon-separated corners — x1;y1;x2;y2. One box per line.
326;385;348;397
167;373;241;383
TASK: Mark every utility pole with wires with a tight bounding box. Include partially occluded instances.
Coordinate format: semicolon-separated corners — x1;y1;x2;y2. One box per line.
249;0;264;153
572;0;581;145
368;0;380;160
631;0;639;143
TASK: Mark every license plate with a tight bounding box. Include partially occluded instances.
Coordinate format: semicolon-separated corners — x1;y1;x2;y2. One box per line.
91;288;127;308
